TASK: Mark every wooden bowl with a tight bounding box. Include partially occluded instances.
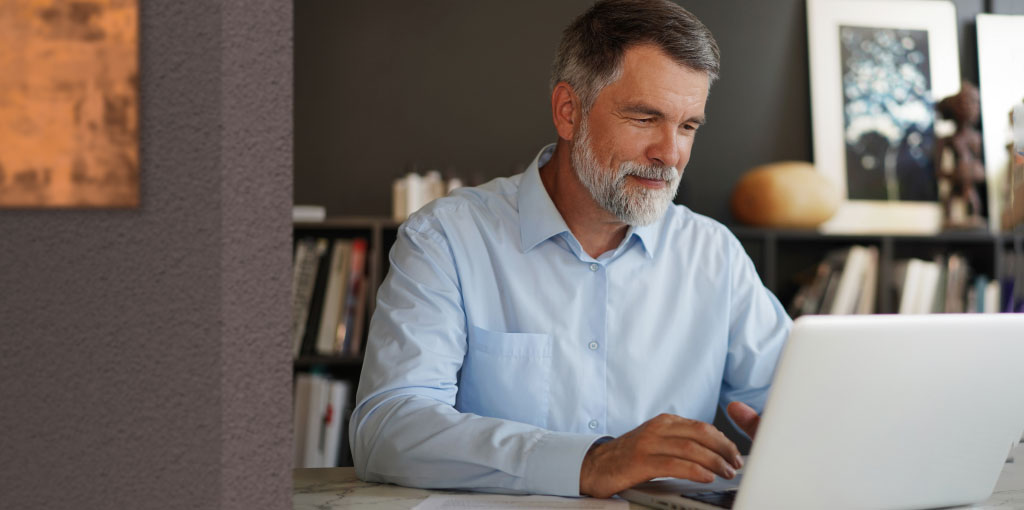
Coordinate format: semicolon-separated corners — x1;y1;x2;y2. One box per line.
730;161;840;228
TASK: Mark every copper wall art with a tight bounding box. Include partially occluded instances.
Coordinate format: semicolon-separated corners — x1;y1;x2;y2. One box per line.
0;0;138;208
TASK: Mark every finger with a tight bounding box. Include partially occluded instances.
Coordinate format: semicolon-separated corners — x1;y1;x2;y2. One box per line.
727;401;760;439
656;437;738;480
659;419;743;470
649;455;718;484
640;415;742;469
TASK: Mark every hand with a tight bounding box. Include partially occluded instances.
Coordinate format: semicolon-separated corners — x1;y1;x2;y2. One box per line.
726;401;760;440
579;413;744;499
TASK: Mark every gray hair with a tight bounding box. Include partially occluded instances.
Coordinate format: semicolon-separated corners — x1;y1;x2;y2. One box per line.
550;0;720;112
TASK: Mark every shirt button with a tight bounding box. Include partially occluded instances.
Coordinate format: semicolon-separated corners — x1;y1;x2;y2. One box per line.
588;419;599;430
589;263;599;272
588;341;599;350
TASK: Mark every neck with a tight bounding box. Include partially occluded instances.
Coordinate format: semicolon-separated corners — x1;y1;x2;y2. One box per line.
539;140;630;259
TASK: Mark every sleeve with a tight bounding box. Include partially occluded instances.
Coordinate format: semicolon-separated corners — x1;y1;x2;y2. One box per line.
348;219;606;496
719;234;792;415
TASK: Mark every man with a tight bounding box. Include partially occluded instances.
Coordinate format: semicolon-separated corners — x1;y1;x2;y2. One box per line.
350;0;791;499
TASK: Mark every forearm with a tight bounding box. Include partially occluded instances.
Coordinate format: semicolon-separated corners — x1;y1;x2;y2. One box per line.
350;391;604;496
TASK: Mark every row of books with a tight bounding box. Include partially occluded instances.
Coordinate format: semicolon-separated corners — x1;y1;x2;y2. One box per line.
998;250;1024;313
293;373;352;468
292;237;369;358
893;255;999;314
788;245;879;316
788;246;1024;316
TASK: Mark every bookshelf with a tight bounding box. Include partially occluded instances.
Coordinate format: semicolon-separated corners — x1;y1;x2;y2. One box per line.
293;216;401;362
292;217;400;469
731;226;1024;315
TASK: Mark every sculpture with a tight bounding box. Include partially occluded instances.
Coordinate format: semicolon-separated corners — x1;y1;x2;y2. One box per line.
935;82;987;229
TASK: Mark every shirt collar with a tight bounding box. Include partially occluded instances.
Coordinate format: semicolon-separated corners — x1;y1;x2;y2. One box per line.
518;144;570;253
630;217;660;259
517;144;661;259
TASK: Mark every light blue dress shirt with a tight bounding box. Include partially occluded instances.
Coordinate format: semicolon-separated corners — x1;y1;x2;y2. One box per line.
350;144;792;497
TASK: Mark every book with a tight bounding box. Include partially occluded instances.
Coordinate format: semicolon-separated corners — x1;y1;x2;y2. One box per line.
919;260;943;314
294;374;353;468
829;245;872;315
323;379;351;467
942;255;969;313
293;205;326;223
817;249;850;314
305;375;330;468
898;258;931;314
316;239;353;355
299;242;334;356
788;251;844;317
929;258;947;314
984;279;1002;313
345;240;370;356
292;238;327;358
1008;251;1024;313
336;238;368;354
854;246;879;314
967;275;987;313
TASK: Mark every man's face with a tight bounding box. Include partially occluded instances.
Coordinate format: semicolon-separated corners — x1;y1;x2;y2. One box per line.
570;44;709;226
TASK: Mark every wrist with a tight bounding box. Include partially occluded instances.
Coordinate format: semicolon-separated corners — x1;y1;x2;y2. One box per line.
579;437;610;496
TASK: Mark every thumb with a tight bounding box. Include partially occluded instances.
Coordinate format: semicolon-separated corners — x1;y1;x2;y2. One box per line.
727;401;760;439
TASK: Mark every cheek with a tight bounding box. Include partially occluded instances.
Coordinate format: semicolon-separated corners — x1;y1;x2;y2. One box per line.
593;127;641;165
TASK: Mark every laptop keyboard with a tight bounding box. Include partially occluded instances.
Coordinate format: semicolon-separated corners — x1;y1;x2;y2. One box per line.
686;488;738;509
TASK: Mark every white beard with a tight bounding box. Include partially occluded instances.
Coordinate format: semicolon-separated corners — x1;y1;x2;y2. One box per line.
570;120;681;226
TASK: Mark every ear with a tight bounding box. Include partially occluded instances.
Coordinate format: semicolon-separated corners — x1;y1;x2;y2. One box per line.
551;82;582;142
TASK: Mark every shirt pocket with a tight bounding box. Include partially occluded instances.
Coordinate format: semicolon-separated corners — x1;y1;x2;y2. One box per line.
456;325;552;429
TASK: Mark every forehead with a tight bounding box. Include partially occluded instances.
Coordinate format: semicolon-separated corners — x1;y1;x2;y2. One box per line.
598;44;709;112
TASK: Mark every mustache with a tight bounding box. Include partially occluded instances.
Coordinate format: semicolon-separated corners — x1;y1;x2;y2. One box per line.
617;162;679;182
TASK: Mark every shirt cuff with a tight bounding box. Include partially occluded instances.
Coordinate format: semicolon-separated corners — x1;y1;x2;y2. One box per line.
524;431;612;496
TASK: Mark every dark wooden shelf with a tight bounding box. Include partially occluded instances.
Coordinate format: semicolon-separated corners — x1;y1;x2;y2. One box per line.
295;217;401;230
294;355;364;368
728;225;1008;243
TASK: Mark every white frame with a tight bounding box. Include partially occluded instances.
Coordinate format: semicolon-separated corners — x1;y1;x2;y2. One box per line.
807;0;961;234
977;14;1024;232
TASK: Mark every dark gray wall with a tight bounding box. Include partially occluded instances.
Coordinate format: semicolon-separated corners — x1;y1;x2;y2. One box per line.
991;0;1024;14
296;0;1001;223
0;1;292;508
294;0;811;221
953;0;986;85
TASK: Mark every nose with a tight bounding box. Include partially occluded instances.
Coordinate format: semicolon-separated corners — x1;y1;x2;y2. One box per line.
646;127;685;169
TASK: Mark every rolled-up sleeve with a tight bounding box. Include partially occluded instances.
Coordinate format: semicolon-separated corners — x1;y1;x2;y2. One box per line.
349;218;606;496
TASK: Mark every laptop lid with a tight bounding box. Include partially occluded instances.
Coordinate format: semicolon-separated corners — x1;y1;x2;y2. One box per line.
622;314;1024;510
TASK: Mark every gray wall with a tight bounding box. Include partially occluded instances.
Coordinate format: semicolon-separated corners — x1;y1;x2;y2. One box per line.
991;0;1024;14
0;1;292;508
295;0;1009;222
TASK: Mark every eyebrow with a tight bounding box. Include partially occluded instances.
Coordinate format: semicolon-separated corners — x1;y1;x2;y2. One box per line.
618;102;706;125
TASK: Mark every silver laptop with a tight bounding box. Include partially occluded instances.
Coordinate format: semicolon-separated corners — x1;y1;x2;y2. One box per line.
620;314;1024;510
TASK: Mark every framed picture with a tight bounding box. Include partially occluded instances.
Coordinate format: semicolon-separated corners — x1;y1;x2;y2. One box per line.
977;14;1024;232
0;0;139;208
807;0;961;234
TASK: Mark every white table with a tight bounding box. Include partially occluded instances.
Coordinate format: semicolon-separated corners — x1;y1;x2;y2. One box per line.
295;444;1024;509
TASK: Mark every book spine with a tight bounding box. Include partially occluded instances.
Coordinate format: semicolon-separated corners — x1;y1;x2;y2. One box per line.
316;240;352;355
340;238;369;355
292;238;326;357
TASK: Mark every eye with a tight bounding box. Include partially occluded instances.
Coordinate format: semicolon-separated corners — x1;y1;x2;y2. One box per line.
631;117;655;124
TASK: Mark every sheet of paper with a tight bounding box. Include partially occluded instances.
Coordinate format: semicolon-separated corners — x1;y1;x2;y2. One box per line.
412;494;629;510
